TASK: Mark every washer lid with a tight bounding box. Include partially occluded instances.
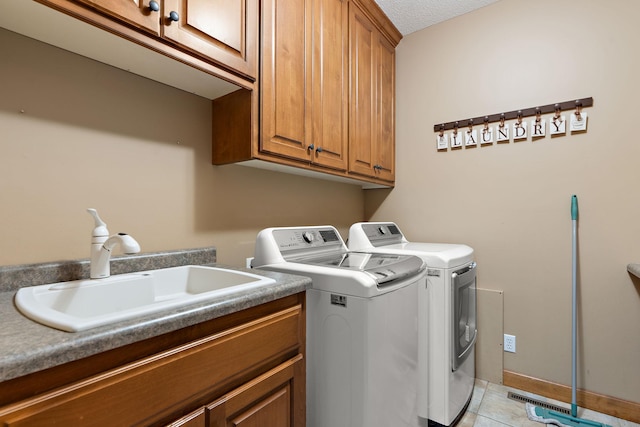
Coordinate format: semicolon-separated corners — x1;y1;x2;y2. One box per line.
365;242;474;269
291;251;425;285
348;222;473;269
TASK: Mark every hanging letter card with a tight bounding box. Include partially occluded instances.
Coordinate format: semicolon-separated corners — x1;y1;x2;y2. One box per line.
496;125;509;142
531;119;546;138
436;134;449;150
465;129;478;147
570;112;588;132
550;115;566;135
450;131;463;148
481;128;494;145
513;121;527;141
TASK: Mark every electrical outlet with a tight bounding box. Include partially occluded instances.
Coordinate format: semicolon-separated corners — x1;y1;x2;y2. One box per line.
504;334;516;353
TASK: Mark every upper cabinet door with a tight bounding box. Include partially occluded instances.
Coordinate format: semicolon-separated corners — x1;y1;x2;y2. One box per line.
162;0;258;79
261;0;349;169
74;0;161;35
348;1;377;178
309;0;349;171
349;0;396;182
260;0;311;161
374;34;395;182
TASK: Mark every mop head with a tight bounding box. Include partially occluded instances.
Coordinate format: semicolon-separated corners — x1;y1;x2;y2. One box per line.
526;404;572;427
526;403;612;427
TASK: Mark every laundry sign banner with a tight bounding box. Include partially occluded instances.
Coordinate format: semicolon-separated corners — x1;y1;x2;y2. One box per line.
434;98;591;151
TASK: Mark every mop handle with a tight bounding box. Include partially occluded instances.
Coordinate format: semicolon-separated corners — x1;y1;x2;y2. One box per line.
571;195;578;417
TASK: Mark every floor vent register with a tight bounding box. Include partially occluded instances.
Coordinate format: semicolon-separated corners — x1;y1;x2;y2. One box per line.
507;391;571;415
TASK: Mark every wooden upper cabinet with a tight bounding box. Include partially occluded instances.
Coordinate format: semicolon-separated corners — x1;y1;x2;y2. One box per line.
260;0;348;171
163;0;258;79
212;0;399;186
73;0;161;35
70;0;257;79
260;0;309;161
349;0;396;182
349;1;377;178
308;0;349;171
374;34;396;182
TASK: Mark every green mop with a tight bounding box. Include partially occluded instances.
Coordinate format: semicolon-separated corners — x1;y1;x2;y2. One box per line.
526;195;611;427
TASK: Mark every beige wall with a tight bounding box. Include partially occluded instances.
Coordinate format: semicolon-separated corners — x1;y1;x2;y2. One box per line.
0;28;364;267
365;0;640;402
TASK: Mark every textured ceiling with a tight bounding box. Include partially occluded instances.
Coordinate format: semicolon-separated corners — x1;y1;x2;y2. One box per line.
374;0;500;36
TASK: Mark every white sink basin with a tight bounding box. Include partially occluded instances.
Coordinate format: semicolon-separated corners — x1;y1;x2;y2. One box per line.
14;266;276;332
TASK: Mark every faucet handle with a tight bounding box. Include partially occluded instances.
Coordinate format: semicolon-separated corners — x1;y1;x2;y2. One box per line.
87;208;109;242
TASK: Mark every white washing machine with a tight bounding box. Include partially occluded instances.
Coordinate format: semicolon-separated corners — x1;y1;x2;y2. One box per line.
252;226;427;427
348;222;476;427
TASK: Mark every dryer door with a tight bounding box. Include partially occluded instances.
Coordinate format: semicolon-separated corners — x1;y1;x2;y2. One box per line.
451;262;477;371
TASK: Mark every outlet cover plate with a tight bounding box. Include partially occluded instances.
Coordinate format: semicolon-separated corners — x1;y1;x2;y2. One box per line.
504;334;516;353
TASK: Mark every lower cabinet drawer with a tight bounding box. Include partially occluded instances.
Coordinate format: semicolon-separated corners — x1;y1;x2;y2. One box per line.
0;305;303;426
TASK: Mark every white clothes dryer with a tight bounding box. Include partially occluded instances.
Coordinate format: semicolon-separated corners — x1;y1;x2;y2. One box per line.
348;222;477;427
252;226;427;427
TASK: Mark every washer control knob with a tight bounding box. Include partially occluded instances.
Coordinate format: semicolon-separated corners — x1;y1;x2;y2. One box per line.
302;232;314;244
378;226;387;235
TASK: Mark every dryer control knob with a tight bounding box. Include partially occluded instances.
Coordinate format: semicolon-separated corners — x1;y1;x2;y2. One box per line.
378;226;387;235
302;232;314;243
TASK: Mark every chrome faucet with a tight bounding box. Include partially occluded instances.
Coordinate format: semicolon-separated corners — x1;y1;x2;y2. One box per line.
87;208;140;279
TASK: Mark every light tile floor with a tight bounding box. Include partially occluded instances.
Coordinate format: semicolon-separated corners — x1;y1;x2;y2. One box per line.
457;380;640;427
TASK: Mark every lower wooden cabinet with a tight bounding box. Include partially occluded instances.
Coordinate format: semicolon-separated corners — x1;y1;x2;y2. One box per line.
167;408;206;427
167;355;303;427
0;294;305;427
207;355;303;427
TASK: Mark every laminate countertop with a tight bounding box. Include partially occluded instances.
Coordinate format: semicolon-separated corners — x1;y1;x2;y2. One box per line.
0;248;311;383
